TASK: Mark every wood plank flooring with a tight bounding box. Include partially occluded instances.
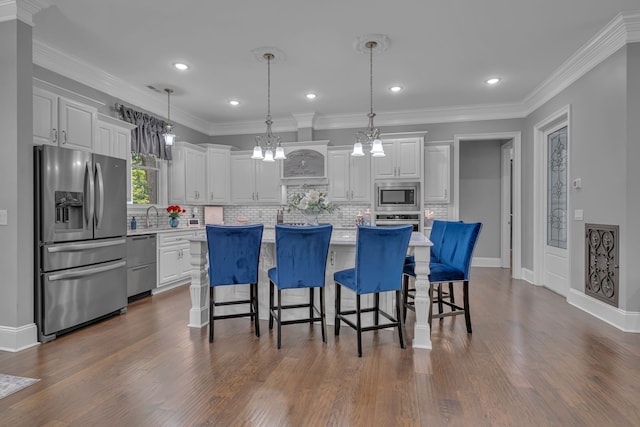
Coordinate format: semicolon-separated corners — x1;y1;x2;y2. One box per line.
1;268;639;426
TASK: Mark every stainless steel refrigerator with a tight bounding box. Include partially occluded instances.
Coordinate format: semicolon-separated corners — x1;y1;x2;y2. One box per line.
34;145;128;342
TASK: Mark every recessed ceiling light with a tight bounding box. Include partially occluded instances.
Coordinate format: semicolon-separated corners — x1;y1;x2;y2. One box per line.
390;86;403;92
305;93;317;100
173;62;189;71
485;77;501;85
229;100;240;106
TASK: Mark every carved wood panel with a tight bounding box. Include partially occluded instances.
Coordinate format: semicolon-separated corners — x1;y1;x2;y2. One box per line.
585;224;619;307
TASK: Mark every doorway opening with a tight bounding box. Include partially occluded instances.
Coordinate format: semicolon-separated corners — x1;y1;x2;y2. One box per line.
454;132;522;279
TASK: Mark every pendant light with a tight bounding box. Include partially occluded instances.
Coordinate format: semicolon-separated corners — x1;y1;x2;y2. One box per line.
252;51;285;162
163;88;176;146
353;35;388;157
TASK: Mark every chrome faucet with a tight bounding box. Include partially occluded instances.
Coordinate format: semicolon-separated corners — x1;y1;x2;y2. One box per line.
146;205;159;228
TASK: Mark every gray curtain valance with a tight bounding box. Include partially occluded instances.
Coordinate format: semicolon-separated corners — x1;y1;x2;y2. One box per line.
119;105;172;160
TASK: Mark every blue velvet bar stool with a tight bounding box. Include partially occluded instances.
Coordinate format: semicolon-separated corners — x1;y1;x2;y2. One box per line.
206;224;264;343
334;225;412;357
403;221;482;333
268;224;333;349
403;219;452;320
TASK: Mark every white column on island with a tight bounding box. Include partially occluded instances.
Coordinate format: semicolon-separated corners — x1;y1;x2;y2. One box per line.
411;244;432;349
188;239;209;328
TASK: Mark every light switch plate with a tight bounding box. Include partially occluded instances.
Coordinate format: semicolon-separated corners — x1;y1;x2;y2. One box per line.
574;209;584;221
0;210;7;225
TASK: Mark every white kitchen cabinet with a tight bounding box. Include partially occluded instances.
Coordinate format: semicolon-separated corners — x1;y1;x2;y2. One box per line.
156;230;204;293
328;148;371;203
33;86;97;151
169;141;207;204
95;114;134;159
424;143;451;202
372;137;422;180
204;145;231;204
231;152;282;204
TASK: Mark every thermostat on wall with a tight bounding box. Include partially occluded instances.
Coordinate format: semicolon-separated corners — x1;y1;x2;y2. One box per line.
187;218;201;228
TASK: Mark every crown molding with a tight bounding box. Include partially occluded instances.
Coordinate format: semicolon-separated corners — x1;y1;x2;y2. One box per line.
32;39;212;135
209;116;298;136
0;0;51;25
31;10;640;137
523;10;640;115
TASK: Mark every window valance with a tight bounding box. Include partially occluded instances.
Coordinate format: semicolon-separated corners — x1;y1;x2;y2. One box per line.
117;104;172;160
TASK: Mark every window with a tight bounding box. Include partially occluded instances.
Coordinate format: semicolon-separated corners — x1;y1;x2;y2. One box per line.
130;153;161;204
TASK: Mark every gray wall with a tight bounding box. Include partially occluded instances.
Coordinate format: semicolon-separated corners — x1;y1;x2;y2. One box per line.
625;43;640;311
523;46;629;306
459;140;503;258
0;19;34;330
33;65;210;143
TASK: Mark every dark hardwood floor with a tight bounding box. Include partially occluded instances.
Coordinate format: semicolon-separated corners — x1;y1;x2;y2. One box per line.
1;268;639;426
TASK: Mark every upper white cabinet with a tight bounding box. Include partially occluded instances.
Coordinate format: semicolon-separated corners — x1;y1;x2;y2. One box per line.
204;144;231;205
231;152;281;204
33;86;97;151
372;137;422;180
328;148;371;203
95;114;134;160
169;142;207;204
424;143;451;203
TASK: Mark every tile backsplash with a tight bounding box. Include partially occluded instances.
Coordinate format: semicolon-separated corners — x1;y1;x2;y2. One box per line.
126;186;450;230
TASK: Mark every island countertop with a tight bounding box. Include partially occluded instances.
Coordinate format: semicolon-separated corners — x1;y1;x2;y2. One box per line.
185;227;434;350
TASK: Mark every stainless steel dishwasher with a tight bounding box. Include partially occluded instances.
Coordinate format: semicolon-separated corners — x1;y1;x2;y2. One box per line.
126;234;157;299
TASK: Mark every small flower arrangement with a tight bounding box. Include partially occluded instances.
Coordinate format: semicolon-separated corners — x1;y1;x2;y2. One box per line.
287;186;338;214
166;205;186;218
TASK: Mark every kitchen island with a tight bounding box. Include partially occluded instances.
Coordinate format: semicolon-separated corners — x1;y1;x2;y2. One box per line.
187;227;434;349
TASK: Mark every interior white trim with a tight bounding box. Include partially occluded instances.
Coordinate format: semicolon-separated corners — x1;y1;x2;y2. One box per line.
33;40;212;136
533;105;571;288
0;323;39;352
523;11;640;115
30;12;640;137
0;0;51;25
501;141;513;269
453;131;522;280
472;257;502;268
568;289;640;333
521;268;535;284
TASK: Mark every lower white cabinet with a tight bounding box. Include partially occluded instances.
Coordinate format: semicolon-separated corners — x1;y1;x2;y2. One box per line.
156;230;204;293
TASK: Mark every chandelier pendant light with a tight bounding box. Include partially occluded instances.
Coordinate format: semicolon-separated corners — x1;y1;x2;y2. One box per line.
353;37;386;157
252;52;285;162
163;88;176;146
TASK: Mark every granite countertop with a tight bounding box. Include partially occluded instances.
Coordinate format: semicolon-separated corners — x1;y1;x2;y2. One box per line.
127;226;206;236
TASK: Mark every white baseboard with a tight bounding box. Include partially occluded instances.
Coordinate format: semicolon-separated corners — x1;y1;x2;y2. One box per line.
521;268;535;284
0;323;40;352
568;289;640;333
152;280;189;295
472;257;502;268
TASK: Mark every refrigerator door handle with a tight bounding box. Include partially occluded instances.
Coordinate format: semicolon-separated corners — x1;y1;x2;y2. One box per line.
48;260;126;281
95;162;104;228
46;238;127;253
84;161;95;229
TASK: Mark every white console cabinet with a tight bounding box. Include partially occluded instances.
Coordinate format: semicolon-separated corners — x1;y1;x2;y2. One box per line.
328;148;371;203
156;230;205;293
95;114;134;160
169;142;208;204
230;153;282;204
373;137;422;180
424;143;451;203
33;86;98;151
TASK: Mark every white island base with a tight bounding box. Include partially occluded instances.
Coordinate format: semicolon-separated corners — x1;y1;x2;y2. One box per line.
187;228;433;350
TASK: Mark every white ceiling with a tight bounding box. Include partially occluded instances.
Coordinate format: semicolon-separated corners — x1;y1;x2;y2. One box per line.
32;1;640;135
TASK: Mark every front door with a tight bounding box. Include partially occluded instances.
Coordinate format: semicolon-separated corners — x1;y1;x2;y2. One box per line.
543;124;569;296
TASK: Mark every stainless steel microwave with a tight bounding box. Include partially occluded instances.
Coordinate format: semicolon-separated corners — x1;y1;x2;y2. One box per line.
375;182;420;211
